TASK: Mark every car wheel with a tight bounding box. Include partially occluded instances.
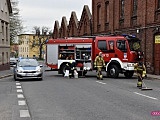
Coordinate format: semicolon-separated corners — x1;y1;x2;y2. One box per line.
78;71;87;77
14;75;17;81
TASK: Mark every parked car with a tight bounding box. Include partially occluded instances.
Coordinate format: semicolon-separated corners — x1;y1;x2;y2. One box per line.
10;57;17;66
13;58;43;80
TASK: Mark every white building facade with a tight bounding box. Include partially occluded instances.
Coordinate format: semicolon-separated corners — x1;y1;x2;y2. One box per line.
0;0;12;70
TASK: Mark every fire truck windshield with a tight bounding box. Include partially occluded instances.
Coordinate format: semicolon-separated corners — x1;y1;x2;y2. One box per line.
128;40;141;51
125;35;141;51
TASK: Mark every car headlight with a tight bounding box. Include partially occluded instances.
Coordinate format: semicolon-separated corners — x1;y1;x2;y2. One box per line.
17;69;23;73
37;68;42;72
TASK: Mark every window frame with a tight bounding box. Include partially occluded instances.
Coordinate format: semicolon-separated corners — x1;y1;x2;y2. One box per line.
120;0;125;19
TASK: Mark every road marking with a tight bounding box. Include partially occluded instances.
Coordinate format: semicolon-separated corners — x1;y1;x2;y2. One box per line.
17;94;24;99
18;100;26;105
96;81;106;85
16;86;22;89
134;92;158;100
16;83;21;85
20;110;30;117
17;89;23;93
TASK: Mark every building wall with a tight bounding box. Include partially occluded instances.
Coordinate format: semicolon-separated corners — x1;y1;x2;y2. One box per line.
18;34;47;59
18;34;29;58
92;0;160;74
0;0;12;71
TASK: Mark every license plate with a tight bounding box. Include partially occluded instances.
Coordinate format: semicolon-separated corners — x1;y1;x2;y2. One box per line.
26;73;34;76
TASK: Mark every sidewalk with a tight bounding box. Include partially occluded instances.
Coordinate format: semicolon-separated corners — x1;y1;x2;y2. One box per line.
0;69;13;79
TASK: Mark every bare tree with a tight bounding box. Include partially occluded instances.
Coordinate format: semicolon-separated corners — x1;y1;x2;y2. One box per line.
32;26;52;60
10;0;23;44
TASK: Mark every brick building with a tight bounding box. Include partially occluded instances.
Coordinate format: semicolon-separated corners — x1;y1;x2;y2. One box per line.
52;0;160;75
92;0;160;74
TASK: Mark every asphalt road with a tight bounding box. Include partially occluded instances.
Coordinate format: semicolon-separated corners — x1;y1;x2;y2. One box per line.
1;69;160;120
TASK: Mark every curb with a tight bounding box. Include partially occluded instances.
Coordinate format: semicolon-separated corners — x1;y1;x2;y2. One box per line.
0;74;13;79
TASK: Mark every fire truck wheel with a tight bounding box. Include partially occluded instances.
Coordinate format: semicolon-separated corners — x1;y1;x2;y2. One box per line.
60;63;71;76
108;65;119;78
124;71;134;78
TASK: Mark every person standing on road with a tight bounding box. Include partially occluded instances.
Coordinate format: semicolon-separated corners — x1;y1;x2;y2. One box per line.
94;52;105;80
134;61;146;88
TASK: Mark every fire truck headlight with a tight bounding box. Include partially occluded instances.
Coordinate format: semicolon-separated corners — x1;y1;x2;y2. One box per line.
127;63;134;67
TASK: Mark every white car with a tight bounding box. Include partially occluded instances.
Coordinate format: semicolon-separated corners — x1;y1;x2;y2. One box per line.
13;58;43;80
10;57;17;66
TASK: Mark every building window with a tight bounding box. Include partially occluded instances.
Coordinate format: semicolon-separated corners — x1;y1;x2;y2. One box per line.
131;0;137;26
120;0;125;19
6;52;8;63
6;25;8;41
155;0;160;21
158;0;160;9
105;1;109;23
105;1;109;31
132;0;137;16
97;4;101;25
1;21;4;43
97;4;101;32
2;52;4;65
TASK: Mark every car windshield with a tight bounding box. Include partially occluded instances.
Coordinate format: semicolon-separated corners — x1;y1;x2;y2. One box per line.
18;59;39;67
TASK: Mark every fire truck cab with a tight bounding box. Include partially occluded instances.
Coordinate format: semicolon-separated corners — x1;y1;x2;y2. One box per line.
46;35;142;78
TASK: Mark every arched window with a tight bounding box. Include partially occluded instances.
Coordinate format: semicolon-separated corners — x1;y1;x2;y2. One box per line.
105;1;109;23
120;0;125;19
132;0;137;16
97;4;101;25
158;0;160;9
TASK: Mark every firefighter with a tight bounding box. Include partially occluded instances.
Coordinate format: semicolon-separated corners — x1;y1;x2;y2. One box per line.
134;61;146;88
70;61;76;78
94;52;105;80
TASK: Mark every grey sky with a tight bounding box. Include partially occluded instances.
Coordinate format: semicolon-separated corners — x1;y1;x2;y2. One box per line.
18;0;91;33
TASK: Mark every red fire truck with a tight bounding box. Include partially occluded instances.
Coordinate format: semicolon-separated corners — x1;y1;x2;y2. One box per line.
45;35;143;78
